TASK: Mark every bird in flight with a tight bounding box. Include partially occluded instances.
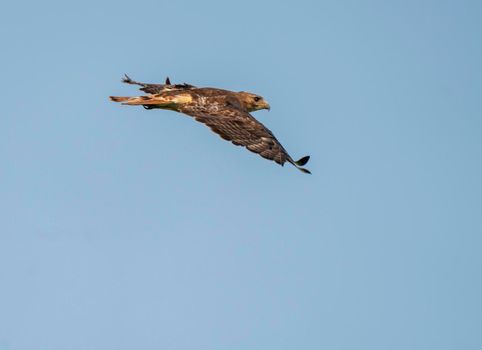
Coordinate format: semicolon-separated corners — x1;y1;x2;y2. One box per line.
110;75;311;174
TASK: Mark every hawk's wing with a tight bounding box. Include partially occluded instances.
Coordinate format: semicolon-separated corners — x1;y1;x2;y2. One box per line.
188;105;310;173
122;74;196;94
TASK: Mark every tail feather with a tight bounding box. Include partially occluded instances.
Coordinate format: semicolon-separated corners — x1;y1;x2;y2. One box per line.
109;95;153;105
109;96;131;102
109;94;180;107
120;95;163;105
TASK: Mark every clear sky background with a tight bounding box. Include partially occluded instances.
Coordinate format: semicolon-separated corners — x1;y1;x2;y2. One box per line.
1;1;481;349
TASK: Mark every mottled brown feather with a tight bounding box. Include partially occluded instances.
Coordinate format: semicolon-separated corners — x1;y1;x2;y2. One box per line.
184;105;290;166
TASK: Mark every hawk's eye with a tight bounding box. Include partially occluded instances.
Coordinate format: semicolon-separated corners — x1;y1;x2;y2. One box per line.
254;96;261;102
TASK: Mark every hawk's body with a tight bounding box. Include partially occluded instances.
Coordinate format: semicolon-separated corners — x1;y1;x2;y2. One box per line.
110;75;310;173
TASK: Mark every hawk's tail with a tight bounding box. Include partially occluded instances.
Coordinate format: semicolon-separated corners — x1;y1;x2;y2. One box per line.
109;95;164;105
109;96;131;102
109;94;191;111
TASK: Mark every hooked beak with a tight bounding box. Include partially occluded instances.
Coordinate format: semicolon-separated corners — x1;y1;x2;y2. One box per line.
263;101;271;111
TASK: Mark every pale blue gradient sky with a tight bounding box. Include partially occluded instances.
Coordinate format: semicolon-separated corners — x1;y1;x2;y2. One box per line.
1;1;481;349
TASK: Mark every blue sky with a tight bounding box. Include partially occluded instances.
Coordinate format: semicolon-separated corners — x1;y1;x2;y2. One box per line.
1;1;481;349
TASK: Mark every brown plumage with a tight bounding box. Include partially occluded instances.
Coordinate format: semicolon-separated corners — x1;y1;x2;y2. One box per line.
110;75;311;173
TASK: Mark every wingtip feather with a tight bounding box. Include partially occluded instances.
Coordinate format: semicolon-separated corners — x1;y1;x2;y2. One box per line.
122;74;132;83
295;155;310;166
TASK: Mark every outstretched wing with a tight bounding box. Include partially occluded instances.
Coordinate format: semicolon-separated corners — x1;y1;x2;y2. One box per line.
122;74;196;94
187;105;310;173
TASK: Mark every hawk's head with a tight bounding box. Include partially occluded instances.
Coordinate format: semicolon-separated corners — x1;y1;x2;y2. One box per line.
237;92;271;112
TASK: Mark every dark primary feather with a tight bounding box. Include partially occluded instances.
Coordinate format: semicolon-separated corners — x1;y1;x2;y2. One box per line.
295;155;310;166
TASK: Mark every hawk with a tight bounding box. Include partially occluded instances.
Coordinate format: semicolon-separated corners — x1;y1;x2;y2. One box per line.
110;75;311;174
